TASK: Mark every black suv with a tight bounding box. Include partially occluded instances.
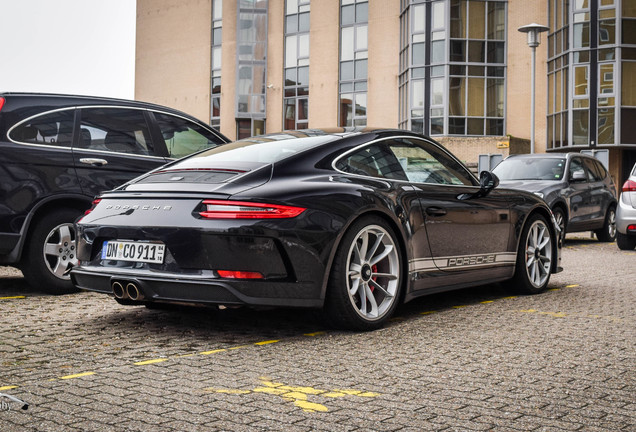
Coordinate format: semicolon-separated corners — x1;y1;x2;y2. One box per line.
492;153;617;241
0;93;229;293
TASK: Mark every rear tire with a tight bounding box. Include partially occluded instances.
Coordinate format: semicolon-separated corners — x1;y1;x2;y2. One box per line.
22;208;82;294
510;214;554;294
617;233;636;250
551;207;567;241
324;216;403;331
595;206;617;242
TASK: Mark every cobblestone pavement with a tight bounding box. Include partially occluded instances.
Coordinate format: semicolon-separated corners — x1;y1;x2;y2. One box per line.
1;236;634;431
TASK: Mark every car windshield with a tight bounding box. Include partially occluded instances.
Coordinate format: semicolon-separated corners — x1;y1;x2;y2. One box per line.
493;157;566;181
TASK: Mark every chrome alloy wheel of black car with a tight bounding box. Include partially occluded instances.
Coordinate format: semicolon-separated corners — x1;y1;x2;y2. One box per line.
346;224;400;322
524;218;552;289
43;222;78;280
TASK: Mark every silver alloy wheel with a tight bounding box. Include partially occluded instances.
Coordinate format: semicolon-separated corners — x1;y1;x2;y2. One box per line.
524;219;552;288
345;225;400;321
42;223;78;280
607;208;617;239
553;210;565;238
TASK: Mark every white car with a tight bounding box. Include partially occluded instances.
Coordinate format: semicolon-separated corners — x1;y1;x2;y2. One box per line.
617;163;636;250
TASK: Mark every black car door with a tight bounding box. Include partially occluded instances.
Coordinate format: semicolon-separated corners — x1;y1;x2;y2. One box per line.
385;138;514;281
72;107;169;197
566;156;594;225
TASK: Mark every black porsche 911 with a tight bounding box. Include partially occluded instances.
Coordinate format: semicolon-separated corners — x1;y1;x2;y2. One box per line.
72;129;562;330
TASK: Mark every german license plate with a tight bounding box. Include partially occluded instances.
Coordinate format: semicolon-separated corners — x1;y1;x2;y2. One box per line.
102;240;165;264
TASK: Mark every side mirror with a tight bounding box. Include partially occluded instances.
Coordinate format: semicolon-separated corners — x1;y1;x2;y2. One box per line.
458;171;499;200
479;170;500;192
570;170;586;182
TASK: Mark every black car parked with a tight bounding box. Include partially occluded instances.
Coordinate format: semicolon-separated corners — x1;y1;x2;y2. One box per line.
492;153;617;241
0;93;229;293
72;129;562;330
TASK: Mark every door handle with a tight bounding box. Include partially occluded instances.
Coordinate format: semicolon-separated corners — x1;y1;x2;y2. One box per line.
426;206;447;216
79;158;108;167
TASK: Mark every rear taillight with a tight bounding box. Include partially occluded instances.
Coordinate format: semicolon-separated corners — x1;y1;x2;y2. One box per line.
627;224;636;232
0;97;5;112
217;270;264;279
77;199;102;222
199;200;306;219
622;180;636;192
84;199;102;215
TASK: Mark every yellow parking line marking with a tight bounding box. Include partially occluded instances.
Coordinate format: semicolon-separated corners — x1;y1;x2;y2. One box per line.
565;284;579;288
500;296;518;300
254;340;279;346
480;300;494;304
200;349;227;355
59;372;95;380
229;345;249;350
134;358;168;366
452;305;468;309
0;296;26;300
420;311;437;315
206;377;380;413
0;386;18;391
304;331;326;337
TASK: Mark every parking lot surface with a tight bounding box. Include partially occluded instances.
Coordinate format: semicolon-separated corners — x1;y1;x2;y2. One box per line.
1;236;634;431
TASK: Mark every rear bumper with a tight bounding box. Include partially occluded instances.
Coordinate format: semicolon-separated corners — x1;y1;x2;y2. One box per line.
617;195;636;235
71;267;324;308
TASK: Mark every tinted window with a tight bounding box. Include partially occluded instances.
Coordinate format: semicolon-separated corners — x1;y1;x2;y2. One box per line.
188;135;334;164
569;157;586;181
583;158;605;182
10;110;74;147
335;138;475;186
335;144;408;180
493;157;566;181
77;108;155;156
154;113;223;158
388;139;475;185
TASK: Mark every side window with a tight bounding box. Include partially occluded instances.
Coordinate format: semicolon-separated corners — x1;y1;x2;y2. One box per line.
583;158;605;182
10;110;74;147
388;139;476;186
569;158;587;181
335;144;408;180
77;108;156;156
154;113;224;159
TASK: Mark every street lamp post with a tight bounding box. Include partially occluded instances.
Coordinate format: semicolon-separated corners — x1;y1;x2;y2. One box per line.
518;23;549;154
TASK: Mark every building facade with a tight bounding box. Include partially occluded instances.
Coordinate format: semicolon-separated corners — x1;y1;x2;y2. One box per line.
135;0;636;183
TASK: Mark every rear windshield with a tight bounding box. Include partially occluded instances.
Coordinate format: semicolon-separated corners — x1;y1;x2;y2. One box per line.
179;135;336;165
493;157;566;181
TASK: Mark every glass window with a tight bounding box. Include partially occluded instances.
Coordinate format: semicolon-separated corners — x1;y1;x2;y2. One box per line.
432;1;445;29
572;110;589;145
583;158;605;181
468;1;485;39
622;62;636;106
493;157;566;181
569;157;586;179
78;108;155;156
389;139;475;185
154;113;223;158
599;63;614;95
335;143;408;180
597;108;615;144
599;19;615;45
10;110;74;147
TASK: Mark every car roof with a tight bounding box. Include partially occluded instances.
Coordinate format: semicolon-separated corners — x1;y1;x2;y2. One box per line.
0;92;192;115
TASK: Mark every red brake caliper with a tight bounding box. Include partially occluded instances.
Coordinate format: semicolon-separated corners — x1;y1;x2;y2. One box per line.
370;264;378;292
